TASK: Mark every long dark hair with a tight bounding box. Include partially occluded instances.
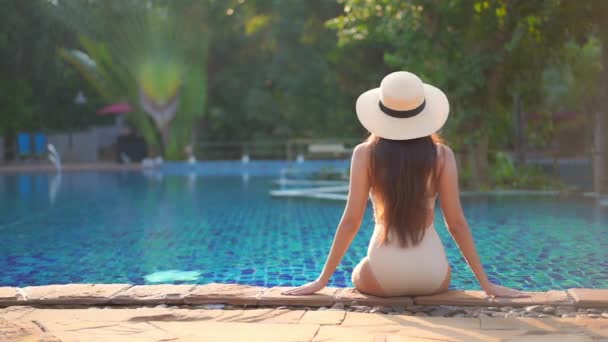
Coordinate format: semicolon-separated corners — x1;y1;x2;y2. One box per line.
367;133;443;247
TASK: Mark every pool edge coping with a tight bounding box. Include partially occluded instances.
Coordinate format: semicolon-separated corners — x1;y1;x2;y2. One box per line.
1;284;606;309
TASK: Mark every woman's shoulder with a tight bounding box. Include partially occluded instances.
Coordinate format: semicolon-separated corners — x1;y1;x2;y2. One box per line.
353;141;372;155
434;143;456;174
351;142;372;165
435;143;454;159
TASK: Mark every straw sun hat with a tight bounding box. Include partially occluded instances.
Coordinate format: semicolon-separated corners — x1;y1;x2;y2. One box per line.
356;71;449;140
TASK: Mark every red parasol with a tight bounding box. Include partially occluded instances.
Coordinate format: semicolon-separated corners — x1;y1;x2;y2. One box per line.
97;102;133;115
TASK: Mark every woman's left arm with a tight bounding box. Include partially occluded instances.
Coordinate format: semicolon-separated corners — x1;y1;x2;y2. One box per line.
282;143;371;295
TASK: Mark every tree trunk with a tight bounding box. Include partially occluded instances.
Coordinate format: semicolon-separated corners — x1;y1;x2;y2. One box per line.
593;110;604;194
513;92;526;166
481;65;504;189
160;125;171;156
595;36;608;195
475;134;490;189
467;147;478;190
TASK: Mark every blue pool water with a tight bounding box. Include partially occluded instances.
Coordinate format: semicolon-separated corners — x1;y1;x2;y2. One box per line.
0;167;607;290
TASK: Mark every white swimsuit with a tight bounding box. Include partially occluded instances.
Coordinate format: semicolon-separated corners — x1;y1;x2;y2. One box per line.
356;194;450;296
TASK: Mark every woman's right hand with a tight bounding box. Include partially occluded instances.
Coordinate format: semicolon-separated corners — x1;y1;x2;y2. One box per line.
281;278;326;296
483;283;530;298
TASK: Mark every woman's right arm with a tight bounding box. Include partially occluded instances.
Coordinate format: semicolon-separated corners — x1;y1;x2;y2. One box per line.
437;144;527;298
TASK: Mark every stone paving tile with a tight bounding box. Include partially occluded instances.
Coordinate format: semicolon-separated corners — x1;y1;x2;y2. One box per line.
567;288;608;308
154;321;320;342
250;309;306;324
20;307;224;324
7;285;608;310
385;336;457;342
414;290;489;306
214;309;274;323
0;288;21;307
334;288;413;306
215;308;306;324
178;308;239;321
534;317;605;329
313;325;552;342
591;327;608;339
0;317;61;342
184;283;264;305
491;290;573;307
504;335;592;341
341;312;399;326
449;329;530;342
3;307;606;342
313;326;394;342
337;314;597;341
300;310;347;325
258;286;339;307
480;317;560;332
481;317;608;339
21;284;131;305
529;317;607;336
573;318;608;338
0;306;36;321
110;284;196;305
314;325;514;342
389;315;481;330
414;290;572;307
44;321;174;342
342;313;483;339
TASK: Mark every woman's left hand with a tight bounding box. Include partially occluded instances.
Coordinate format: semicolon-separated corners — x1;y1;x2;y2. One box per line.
281;279;326;296
484;283;530;298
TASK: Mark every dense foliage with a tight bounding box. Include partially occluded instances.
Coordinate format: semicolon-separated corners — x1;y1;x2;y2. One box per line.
328;0;606;188
1;0;606;189
0;0;109;137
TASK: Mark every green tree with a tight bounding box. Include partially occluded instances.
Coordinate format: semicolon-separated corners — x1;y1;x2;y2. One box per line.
0;0;106;140
549;0;608;194
328;0;584;189
55;0;225;159
202;0;363;144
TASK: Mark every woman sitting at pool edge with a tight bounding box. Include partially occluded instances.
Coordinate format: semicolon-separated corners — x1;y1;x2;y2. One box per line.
283;71;528;298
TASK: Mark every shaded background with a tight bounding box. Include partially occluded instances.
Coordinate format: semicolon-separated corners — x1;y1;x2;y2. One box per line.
1;0;607;192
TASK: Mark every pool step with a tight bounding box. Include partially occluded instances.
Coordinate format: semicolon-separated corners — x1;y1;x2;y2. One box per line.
2;284;607;309
270;185;348;201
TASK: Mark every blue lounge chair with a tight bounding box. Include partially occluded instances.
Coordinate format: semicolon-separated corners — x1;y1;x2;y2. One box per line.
17;133;31;159
34;133;47;157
